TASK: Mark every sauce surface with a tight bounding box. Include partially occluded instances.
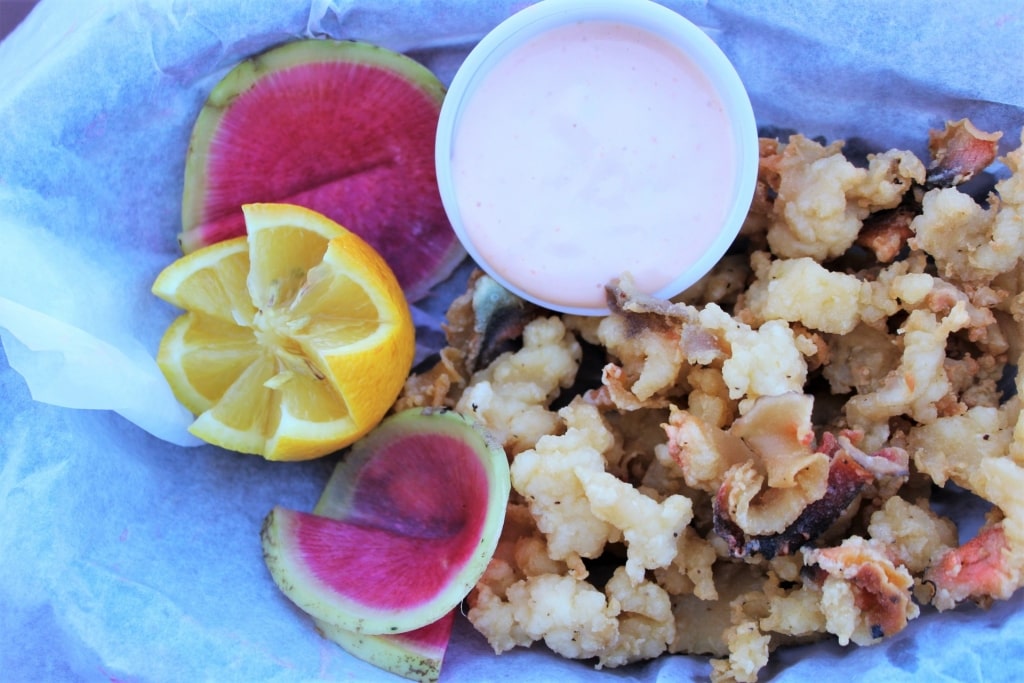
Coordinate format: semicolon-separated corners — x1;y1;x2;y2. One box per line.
450;20;738;310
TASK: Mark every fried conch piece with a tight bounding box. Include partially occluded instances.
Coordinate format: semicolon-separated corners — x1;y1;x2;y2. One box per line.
575;465;693;583
663;405;751;493
907;395;1024;611
855;206;917;263
715;431;908;560
587;276;707;410
821;323;902;395
697;305;816;413
468;568;677;669
766;135;924;261
666;393;909;559
740;254;866;335
716;394;829;537
803;537;920;646
469;573;620;660
926;523;1020;610
845;304;972;450
925;118;1003;187
591;310;687;409
601;567;676;666
595;277;818;415
511;399;692;581
397;271;542;411
509;399;620;564
866;496;957;574
911;128;1024;284
456;315;581;454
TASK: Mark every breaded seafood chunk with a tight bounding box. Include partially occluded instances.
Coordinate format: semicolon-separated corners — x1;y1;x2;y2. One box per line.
401;122;1024;683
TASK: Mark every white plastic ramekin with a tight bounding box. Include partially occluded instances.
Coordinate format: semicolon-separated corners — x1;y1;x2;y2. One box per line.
435;0;759;315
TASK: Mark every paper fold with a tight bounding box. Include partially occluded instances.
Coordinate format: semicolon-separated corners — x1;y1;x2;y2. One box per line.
0;296;200;446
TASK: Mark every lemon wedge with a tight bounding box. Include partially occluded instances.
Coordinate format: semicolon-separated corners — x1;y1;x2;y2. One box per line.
152;203;415;461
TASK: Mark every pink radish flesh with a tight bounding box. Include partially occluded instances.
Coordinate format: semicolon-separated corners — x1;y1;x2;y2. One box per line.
182;41;464;302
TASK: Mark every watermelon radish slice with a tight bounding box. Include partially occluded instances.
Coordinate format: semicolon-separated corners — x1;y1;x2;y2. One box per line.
314;610;455;683
261;408;510;638
180;39;464;302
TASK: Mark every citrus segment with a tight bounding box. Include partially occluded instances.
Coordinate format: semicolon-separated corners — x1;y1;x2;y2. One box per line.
246;216;343;310
189;355;279;455
152;237;254;325
152;202;415;460
156;312;259;414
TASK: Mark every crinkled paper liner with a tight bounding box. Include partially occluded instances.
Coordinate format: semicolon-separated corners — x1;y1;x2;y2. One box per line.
1;0;1022;680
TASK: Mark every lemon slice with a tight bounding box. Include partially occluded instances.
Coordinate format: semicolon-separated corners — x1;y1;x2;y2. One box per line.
152;203;415;461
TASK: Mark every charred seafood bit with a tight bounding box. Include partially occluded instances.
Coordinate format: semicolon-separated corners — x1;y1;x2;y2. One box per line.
925;118;1003;188
713;428;909;561
395;121;1024;682
855;207;916;263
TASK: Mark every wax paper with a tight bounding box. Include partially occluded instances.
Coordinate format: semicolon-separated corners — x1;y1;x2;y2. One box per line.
1;0;1023;680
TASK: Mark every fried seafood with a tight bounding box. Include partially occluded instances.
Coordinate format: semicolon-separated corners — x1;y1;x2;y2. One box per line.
803;536;919;645
763;135;925;261
399;121;1024;681
925;118;1003;188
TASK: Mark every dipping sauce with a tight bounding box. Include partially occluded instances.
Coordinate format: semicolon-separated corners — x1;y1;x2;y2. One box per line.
449;19;739;311
436;0;759;315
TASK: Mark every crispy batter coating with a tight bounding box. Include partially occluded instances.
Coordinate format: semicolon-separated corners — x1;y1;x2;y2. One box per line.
401;122;1024;682
456;316;581;455
911;133;1024;283
867;496;957;574
741;254;866;334
765;136;924;261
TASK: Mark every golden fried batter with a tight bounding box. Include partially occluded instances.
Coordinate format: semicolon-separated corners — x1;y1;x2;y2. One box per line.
398;122;1024;683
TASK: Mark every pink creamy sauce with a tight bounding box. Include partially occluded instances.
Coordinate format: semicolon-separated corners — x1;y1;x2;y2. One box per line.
451;20;738;310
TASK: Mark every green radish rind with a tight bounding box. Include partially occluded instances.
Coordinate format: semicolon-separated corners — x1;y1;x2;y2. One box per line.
261;408;510;637
314;610;455;683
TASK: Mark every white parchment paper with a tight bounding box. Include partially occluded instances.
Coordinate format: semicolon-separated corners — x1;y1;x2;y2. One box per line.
1;1;1023;680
